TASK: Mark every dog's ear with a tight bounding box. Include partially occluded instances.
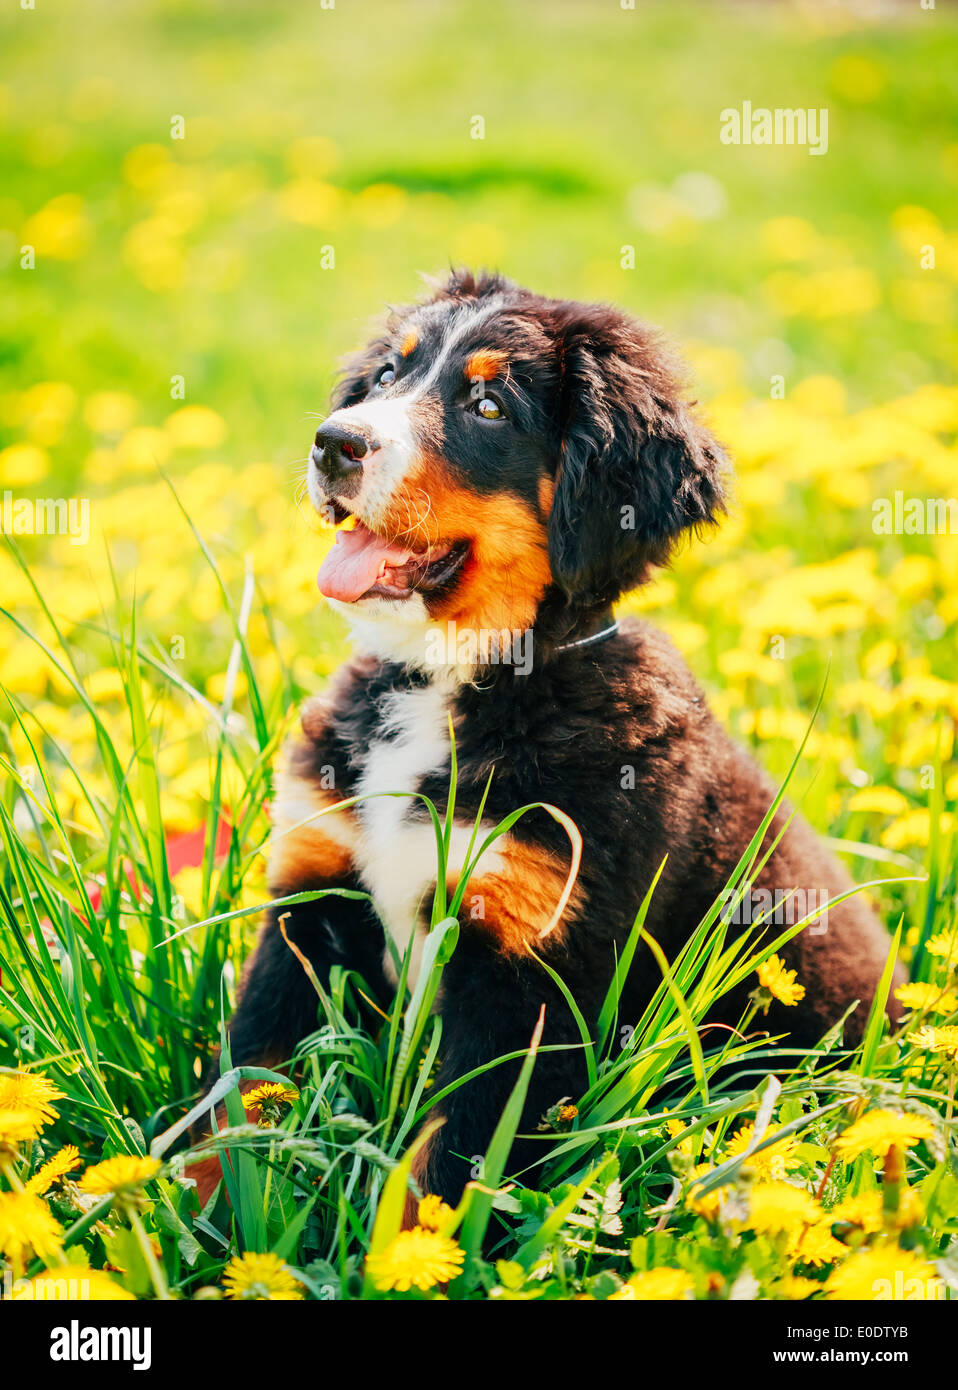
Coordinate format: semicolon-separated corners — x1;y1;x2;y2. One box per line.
547;305;727;605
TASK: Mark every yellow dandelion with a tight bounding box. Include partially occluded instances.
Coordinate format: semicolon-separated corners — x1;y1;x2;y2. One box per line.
164;405;227;450
242;1082;299;1126
831;1188;923;1233
909;1025;958;1064
14;1264;135;1301
833;1109;935;1162
924;932;958;966
755;954;806;1009
895;982;958;1016
0;1108;45;1150
78;1154;161;1197
725;1121;800;1181
686;1163;730;1222
826;1244;938;1301
609;1267;695;1301
772;1275;823;1300
789;1222;848;1267
26;1145;80;1195
0;1190;63;1264
665;1117;697;1157
222;1250;303;1301
365;1227;465;1293
744;1181;821;1236
0;1072;64;1126
417;1194;455;1231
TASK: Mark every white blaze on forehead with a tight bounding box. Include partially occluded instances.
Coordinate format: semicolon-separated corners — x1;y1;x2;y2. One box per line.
317;296;508;527
411;294;507;397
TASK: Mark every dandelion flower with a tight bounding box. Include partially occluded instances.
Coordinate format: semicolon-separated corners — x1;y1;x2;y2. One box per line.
242;1082;299;1127
26;1145;81;1195
826;1244;937;1300
725;1121;800;1181
744;1181;821;1236
222;1250;303;1301
609;1267;695;1300
78;1154;160;1197
755;955;806;1009
686;1163;730;1222
909;1025;958;1064
0;1072;64;1126
366;1227;465;1292
831;1188;923;1233
833;1109;935;1162
0;1190;63;1264
14;1264;135;1301
895;982;958;1015
789;1222;848;1266
665;1117;697;1157
773;1275;823;1300
924;932;958;966
417;1194;455;1231
0;1108;45;1150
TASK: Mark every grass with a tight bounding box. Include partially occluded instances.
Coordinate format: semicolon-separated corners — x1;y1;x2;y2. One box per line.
1;0;957;1302
1;520;957;1300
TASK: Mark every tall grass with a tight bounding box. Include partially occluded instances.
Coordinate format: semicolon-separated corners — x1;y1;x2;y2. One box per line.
1;514;956;1301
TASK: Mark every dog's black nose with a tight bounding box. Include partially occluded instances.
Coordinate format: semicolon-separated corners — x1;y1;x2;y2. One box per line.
312;423;375;484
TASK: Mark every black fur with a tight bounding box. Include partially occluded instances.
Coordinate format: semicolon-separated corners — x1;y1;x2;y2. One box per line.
194;271;902;1212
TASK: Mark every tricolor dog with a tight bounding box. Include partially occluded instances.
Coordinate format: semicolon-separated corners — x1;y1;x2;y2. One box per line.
196;270;901;1207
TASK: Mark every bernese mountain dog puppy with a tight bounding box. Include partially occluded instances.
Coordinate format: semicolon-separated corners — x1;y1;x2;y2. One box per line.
198;269;901;1209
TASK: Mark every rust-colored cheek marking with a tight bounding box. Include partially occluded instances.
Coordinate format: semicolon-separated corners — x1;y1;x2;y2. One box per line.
400;330;419;357
537;474;555;517
384;456;552;635
449;839;580;954
464;349;507;381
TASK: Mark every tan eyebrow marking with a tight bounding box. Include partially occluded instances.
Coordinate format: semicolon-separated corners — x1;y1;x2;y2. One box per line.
465;349;507;381
400;330;419;357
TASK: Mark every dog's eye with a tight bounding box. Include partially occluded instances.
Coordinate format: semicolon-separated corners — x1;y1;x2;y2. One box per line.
375;365;396;389
474;395;503;420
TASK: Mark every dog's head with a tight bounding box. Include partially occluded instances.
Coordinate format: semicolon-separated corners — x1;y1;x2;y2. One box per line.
309;270;727;661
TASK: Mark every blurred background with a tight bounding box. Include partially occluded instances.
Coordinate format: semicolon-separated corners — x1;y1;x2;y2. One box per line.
0;0;956;923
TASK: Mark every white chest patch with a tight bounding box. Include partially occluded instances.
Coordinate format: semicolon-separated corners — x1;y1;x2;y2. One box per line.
353;679;503;988
353;681;451;986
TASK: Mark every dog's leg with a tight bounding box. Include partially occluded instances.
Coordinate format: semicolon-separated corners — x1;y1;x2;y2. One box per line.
190;701;388;1200
210;886;387;1082
407;923;591;1217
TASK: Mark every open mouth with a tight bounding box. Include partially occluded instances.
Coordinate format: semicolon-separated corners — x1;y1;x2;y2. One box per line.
317;508;469;604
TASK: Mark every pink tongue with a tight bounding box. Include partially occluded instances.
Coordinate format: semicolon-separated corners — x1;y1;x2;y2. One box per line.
317;523;416;602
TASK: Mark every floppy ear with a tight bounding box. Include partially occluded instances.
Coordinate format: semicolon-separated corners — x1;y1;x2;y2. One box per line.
548;306;728;605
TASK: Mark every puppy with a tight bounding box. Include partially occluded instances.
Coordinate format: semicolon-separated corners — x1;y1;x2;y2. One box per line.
198;269;901;1207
